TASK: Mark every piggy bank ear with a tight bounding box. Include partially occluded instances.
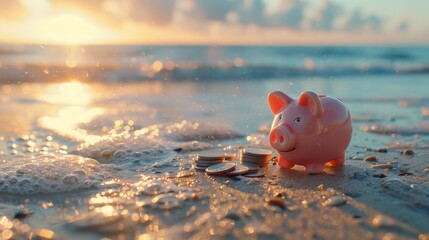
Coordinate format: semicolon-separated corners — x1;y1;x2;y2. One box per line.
298;91;324;117
267;91;293;115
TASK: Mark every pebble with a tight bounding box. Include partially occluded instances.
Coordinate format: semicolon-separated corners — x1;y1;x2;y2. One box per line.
351;156;363;160
224;210;241;220
419;233;429;240
381;177;406;188
372;173;386;178
370;163;393;170
403;149;414;155
151;194;183;209
364;156;377;162
372;214;394;228
423;168;429;173
33;228;55;239
168;171;194;179
266;197;286;210
322;196;347;207
376;148;387;153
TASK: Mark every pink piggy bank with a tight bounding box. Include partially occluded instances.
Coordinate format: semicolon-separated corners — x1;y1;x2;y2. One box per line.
267;91;352;174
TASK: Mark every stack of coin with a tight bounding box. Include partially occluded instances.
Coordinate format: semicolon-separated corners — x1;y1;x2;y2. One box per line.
194;152;235;171
242;148;272;167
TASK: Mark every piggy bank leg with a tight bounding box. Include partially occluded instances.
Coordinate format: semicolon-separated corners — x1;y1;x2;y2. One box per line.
325;153;345;167
305;164;324;174
278;156;295;169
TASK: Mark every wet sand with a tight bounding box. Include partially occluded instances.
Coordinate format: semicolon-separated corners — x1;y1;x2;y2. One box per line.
0;77;428;239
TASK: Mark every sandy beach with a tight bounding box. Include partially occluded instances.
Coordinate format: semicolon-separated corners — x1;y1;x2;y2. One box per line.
0;64;428;239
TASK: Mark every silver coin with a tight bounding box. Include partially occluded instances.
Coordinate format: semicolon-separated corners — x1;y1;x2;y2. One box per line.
242;156;271;161
194;166;207;171
241;162;259;173
244;148;272;156
198;152;235;160
196;164;217;169
205;162;236;175
195;160;223;164
243;169;266;178
226;165;249;176
242;158;270;164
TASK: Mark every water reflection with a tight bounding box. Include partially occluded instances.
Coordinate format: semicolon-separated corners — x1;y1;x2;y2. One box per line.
41;81;91;105
38;81;105;144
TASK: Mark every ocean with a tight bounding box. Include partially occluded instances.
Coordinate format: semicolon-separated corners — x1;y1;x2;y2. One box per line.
0;45;428;238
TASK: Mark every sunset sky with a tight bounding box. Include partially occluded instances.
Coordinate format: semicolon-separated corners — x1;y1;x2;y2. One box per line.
0;0;428;45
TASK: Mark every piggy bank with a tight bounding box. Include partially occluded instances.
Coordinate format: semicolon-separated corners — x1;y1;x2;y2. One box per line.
267;91;352;174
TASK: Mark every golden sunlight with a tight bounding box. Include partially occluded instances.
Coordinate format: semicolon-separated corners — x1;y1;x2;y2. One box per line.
42;81;92;105
39;81;105;144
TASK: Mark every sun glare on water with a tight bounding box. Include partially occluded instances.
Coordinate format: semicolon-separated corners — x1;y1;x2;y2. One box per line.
39;81;105;144
42;81;92;105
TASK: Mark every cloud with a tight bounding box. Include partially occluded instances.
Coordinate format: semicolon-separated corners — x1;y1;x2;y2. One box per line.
311;0;343;31
0;0;386;33
184;0;305;29
344;10;383;32
264;0;305;29
127;0;176;25
397;20;409;32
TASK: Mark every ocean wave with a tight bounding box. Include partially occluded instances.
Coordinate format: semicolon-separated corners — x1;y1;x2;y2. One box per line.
361;123;429;135
1;63;428;83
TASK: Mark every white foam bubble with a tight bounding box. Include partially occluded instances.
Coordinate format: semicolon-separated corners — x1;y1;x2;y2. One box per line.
72;131;169;165
361;123;429;135
164;120;243;141
0;154;112;195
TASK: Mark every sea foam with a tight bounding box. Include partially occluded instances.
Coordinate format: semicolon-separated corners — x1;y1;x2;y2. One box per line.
0;154;113;195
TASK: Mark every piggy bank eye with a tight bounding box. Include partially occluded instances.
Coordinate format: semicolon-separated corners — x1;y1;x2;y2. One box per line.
278;114;283;120
294;117;303;124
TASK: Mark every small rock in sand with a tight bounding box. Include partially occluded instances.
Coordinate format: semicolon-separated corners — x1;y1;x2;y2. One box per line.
372;173;386;178
322;196;347;207
364;156;377;162
381;177;406;189
376;148;387;153
423;168;429;173
266;197;286;210
224;210;241;220
372;214;394;228
419;233;429;240
370;163;393;170
403;149;414;155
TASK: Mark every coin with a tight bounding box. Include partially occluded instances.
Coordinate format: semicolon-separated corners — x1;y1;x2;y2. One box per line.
206;162;236;175
244;148;272;156
195;160;222;164
194;166;207;171
226;164;249;176
241;162;259;173
243;169;266;178
198;152;235;160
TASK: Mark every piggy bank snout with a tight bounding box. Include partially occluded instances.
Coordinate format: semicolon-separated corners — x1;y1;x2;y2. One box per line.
269;125;296;152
